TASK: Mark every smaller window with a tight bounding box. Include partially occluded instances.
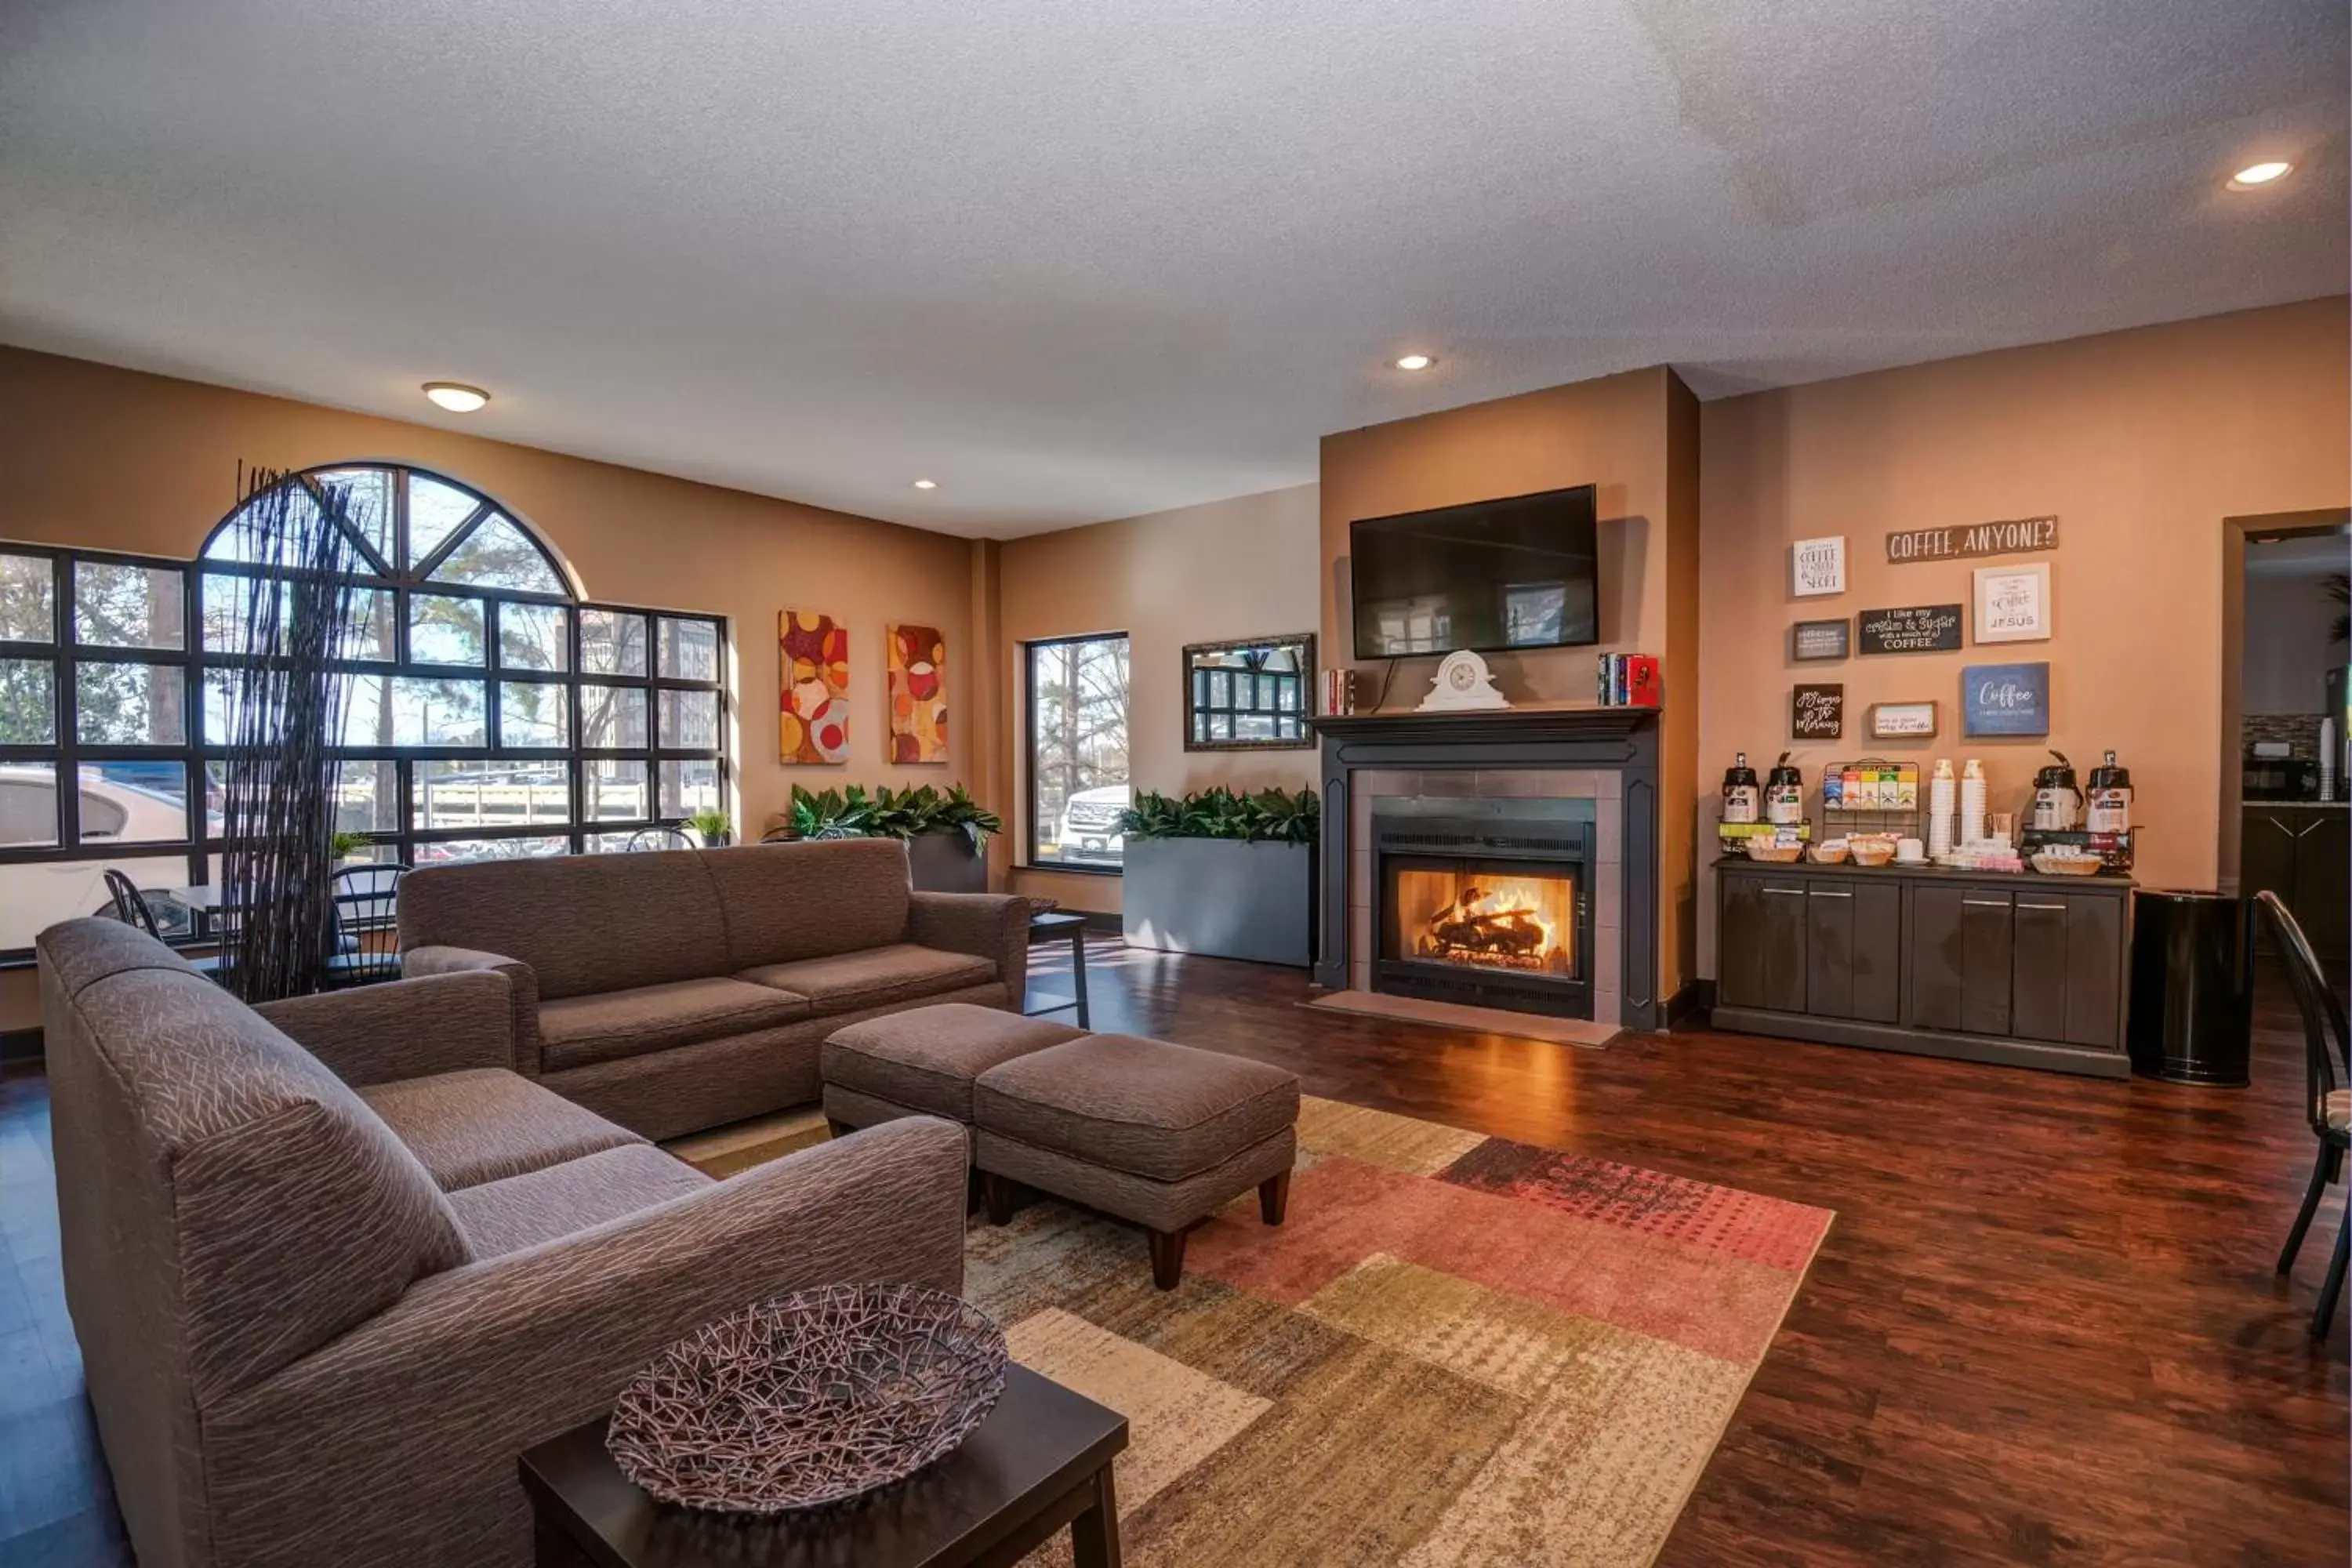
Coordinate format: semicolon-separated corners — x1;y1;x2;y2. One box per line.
409;594;485;666
659;758;720;817
498;603;569;671
75;662;187;746
0;659;57;744
583;759;650;821
1025;634;1131;871
658;617;719;681
1;555;56;642
432;515;567;595
77;760;188;844
659;688;718;750
499;681;569;749
74;562;185;650
581;610;647;677
390;677;486;747
0;761;60;846
579;684;648;750
406;477;481;567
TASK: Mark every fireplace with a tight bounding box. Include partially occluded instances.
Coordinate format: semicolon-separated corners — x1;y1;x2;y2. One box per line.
1371;797;1595;1018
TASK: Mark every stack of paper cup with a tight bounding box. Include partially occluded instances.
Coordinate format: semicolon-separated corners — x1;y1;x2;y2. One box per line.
1929;759;1957;858
1959;759;1987;846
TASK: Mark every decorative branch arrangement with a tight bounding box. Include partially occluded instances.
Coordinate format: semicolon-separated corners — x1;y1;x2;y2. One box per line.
215;472;364;1002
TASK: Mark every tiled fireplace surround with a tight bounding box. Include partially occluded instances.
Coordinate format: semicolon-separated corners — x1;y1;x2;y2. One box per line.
1347;767;1626;1025
1312;707;1663;1032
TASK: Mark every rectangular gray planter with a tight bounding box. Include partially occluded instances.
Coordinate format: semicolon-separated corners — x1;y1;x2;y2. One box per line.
1122;838;1312;967
906;830;989;895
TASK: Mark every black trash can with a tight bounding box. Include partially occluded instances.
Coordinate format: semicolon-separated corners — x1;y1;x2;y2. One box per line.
2126;889;2254;1085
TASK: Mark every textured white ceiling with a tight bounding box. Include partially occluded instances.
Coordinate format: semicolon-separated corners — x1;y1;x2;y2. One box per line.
2;1;2344;538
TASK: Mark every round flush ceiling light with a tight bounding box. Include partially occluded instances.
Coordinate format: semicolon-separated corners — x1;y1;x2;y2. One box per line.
912;478;938;491
2227;160;2293;191
1392;354;1436;372
422;382;490;412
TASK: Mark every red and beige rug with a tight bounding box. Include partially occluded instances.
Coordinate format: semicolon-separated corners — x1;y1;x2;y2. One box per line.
681;1096;1831;1567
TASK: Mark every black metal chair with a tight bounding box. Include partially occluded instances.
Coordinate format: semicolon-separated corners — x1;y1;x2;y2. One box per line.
2259;889;2351;1338
100;869;223;976
324;864;408;987
626;826;695;852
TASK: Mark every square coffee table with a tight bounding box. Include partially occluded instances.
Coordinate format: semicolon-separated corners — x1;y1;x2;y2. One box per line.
520;1363;1127;1567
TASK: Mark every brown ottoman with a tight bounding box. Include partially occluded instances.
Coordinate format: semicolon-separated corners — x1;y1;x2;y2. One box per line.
971;1033;1300;1289
822;1003;1085;1145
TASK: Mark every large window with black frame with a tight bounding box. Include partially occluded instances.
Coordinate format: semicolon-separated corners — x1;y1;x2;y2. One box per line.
0;463;730;959
1025;633;1130;871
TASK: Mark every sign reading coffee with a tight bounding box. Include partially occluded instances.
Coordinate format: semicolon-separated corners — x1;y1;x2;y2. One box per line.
1857;603;1964;655
1962;662;2050;737
1885;514;2059;564
1791;682;1845;740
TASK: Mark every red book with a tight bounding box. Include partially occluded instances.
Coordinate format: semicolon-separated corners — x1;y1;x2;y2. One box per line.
1624;655;1662;707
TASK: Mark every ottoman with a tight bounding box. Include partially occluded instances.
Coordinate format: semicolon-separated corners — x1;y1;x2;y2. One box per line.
971;1033;1300;1289
822;1003;1085;1145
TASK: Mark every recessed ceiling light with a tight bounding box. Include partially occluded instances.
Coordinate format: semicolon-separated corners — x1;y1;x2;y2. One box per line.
2228;160;2292;191
422;382;489;412
1393;354;1436;372
913;479;938;491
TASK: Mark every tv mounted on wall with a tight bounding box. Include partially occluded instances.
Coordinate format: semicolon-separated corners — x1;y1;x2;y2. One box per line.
1349;484;1599;659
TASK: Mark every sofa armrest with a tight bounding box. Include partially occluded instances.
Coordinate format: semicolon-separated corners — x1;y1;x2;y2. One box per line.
907;891;1031;1007
202;1116;969;1568
253;971;517;1087
402;943;542;1076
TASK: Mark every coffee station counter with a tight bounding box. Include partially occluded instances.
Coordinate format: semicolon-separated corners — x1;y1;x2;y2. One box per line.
1713;853;2132;1078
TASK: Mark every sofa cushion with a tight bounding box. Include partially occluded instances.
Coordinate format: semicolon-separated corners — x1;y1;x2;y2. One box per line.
739;944;994;1018
823;1003;1082;1122
704;839;913;970
972;1033;1301;1183
397;851;730;1000
446;1143;712;1259
537;977;813;1072
358;1068;643;1190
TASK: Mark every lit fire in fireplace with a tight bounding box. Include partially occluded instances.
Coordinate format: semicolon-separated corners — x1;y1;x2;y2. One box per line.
1413;875;1569;972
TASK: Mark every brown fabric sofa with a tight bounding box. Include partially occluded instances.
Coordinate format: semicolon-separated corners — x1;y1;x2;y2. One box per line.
397;838;1029;1139
36;917;969;1568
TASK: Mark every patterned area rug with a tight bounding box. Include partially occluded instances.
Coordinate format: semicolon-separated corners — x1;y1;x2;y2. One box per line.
678;1096;1831;1567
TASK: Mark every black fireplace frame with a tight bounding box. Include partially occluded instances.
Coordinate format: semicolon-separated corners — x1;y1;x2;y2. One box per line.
1308;706;1662;1029
1373;811;1596;1018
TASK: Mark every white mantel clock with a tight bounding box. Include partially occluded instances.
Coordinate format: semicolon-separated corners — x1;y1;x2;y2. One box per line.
1416;648;1510;712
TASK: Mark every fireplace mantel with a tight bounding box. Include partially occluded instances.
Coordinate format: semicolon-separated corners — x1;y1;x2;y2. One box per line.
1312;702;1661;1029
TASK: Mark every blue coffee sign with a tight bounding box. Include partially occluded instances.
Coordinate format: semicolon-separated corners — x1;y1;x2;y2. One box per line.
1962;662;2049;737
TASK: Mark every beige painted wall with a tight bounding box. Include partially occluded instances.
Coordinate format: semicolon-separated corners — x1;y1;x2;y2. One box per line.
1696;297;2351;978
0;347;979;1029
993;485;1323;914
1318;367;1704;1000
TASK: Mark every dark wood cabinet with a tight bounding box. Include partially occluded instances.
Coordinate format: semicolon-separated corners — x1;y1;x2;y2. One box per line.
1715;858;2131;1078
2241;806;2348;964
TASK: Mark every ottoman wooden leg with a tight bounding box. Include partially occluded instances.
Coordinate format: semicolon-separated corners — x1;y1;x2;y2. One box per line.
980;1171;1020;1225
1258;1169;1290;1226
1147;1228;1187;1290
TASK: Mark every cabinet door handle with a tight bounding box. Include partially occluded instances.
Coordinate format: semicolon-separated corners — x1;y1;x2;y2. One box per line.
1808;888;1853;898
2298;820;2334;838
1762;887;1806;897
2019;902;2067;911
1962;898;2010;908
2267;818;2298;838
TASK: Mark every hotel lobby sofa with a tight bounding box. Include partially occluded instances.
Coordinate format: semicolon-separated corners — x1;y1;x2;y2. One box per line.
397;837;1029;1139
36;917;969;1568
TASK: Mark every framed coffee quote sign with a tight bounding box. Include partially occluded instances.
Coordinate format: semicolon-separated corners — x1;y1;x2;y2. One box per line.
1792;619;1850;661
1791;682;1845;740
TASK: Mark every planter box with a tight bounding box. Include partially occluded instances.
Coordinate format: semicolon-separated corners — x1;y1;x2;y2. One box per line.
906;829;989;895
1122;839;1312;967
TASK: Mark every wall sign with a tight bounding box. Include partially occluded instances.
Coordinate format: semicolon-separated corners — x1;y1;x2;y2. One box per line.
1791;682;1845;740
1885;514;2059;564
1857;604;1964;655
1791;536;1847;597
1962;662;2049;737
1869;701;1939;740
1973;562;2052;644
1791;619;1850;661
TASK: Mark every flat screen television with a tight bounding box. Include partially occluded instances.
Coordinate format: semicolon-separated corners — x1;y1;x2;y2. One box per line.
1349;484;1599;659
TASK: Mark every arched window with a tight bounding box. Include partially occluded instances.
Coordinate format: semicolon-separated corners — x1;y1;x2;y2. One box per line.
0;464;729;953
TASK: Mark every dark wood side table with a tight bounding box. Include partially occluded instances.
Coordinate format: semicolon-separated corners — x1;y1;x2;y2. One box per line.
519;1364;1127;1568
1025;911;1092;1029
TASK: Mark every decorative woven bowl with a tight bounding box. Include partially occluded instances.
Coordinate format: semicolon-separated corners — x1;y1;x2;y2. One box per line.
605;1284;1007;1514
1745;840;1804;862
1807;844;1850;865
2031;851;2103;877
1849;843;1896;867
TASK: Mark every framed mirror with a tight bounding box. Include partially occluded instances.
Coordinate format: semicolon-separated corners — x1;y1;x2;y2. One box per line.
1182;633;1316;751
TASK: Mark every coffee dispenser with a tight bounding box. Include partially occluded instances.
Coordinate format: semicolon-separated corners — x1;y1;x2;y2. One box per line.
2031;751;2083;831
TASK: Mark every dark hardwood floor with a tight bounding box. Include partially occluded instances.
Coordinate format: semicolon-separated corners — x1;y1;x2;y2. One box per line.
3;938;2344;1565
